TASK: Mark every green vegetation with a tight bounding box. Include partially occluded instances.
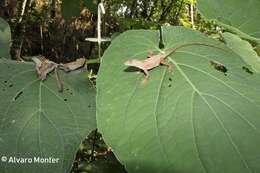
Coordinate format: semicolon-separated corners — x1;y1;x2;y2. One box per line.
0;0;260;173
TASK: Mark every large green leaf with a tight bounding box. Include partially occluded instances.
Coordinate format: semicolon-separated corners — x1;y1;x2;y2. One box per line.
61;0;81;21
222;32;260;73
82;0;98;13
197;0;260;44
0;17;11;59
0;59;96;173
97;26;260;173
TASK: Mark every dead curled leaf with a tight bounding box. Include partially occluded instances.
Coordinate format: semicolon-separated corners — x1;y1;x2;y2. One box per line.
31;57;86;80
59;58;86;72
31;57;86;92
32;56;57;80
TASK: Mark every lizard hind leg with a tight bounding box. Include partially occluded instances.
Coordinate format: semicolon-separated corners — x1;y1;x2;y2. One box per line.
161;59;173;72
141;69;149;85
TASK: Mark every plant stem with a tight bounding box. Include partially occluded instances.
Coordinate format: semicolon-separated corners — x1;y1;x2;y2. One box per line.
86;58;101;64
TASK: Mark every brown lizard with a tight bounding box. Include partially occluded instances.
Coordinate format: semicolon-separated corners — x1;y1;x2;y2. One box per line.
124;42;224;83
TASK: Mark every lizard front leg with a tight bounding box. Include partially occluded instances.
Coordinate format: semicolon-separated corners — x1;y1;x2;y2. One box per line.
142;68;149;84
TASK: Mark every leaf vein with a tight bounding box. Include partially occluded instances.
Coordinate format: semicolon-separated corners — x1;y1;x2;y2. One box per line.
191;91;208;173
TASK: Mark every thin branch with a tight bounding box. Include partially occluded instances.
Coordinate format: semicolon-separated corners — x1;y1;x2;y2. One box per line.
18;0;28;23
90;129;98;161
190;2;195;28
86;58;101;64
160;0;165;8
51;0;56;18
129;0;138;18
140;0;149;18
159;0;175;22
174;0;184;23
148;0;159;20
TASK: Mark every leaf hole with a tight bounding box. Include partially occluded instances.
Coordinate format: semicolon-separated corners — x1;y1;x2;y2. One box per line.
168;77;172;81
4;80;7;83
168;84;172;87
64;98;68;102
209;60;228;75
242;66;253;74
9;84;13;88
13;91;23;101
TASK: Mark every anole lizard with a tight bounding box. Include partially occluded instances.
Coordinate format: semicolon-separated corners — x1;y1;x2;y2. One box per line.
124;42;224;83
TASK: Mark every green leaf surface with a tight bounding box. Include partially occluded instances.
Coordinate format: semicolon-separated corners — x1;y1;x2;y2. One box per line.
0;59;96;173
197;0;260;44
61;0;81;21
83;0;98;13
0;17;11;59
97;26;260;173
222;32;260;73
